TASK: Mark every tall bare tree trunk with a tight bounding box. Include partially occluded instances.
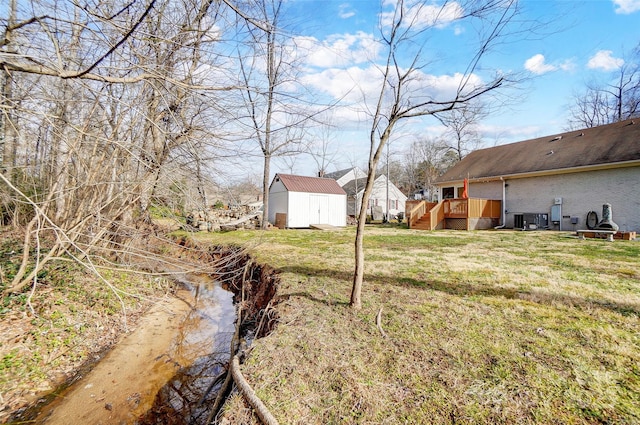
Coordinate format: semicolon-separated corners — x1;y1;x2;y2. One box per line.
1;0;17;172
349;0;515;309
262;152;271;229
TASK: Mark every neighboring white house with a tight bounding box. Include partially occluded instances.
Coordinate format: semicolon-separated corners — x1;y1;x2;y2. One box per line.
324;167;368;187
268;173;347;228
338;172;408;219
435;118;640;232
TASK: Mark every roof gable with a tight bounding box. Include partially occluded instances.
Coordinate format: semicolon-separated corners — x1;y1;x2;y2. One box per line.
438;119;640;183
325;167;367;185
272;174;346;195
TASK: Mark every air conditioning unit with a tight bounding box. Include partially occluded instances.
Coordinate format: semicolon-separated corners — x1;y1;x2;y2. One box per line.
514;213;549;230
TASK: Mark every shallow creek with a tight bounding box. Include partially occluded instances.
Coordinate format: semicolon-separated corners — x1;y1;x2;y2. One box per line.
32;273;237;425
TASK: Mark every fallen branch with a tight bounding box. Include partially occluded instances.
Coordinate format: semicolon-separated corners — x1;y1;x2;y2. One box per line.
376;306;387;338
205;368;233;424
230;355;279;425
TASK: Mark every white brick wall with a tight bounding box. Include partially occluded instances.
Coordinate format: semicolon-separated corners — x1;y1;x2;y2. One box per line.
503;167;639;232
468;180;502;199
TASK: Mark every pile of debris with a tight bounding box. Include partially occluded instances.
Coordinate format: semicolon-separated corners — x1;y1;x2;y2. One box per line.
185;203;263;232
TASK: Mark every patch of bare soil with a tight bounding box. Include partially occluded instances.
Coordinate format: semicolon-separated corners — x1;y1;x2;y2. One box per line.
1;284;175;423
33;289;197;424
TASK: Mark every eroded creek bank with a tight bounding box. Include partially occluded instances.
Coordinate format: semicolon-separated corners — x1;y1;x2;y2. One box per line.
138;243;280;425
20;244;280;425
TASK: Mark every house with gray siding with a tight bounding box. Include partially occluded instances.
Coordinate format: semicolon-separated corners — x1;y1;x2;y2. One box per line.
435;119;640;232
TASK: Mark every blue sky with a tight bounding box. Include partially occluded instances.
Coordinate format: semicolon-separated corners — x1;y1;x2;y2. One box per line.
262;0;640;175
2;1;638;181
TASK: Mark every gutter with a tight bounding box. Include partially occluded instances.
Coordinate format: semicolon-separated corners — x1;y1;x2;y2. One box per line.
494;176;507;229
437;159;640;186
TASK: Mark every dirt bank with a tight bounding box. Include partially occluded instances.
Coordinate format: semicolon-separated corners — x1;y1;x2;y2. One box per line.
33;288;198;424
177;240;281;339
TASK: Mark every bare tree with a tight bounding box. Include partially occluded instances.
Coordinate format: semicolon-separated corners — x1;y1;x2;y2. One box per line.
0;0;18;170
569;44;640;128
351;0;522;309
436;101;487;161
0;0;239;294
401;137;448;199
307;122;339;177
234;0;315;229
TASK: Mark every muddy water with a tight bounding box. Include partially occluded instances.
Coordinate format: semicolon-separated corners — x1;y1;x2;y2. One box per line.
32;274;237;425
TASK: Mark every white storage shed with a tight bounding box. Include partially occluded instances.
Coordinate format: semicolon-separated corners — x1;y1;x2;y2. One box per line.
268;174;347;228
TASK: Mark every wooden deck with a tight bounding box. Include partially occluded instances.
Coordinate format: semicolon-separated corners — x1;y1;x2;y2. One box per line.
407;198;502;231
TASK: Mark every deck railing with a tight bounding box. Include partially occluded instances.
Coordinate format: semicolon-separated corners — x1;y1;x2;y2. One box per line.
443;199;467;217
429;201;444;229
467;198;501;218
407;200;427;228
407;198;502;229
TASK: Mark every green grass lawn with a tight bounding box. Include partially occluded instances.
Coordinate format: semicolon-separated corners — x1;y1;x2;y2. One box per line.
190;227;640;424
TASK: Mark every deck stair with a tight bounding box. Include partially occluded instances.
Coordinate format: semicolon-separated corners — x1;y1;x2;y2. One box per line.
412;213;435;230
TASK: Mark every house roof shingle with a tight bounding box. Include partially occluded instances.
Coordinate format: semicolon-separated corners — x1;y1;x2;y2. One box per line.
324;168;354;181
438;118;640;183
274;174;346;195
341;178;367;196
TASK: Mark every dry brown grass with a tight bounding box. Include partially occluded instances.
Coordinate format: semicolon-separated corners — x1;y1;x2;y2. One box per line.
195;227;640;425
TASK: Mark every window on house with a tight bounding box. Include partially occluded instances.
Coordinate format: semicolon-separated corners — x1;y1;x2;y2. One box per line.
443;187;454;199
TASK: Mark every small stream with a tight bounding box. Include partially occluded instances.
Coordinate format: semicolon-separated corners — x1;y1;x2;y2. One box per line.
137;273;238;424
10;244;279;425
134;245;280;424
13;273;240;425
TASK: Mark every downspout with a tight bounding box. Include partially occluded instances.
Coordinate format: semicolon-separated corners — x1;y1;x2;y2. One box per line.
494;177;507;229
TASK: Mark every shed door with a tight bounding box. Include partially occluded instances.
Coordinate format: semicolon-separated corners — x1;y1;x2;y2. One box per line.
309;194;329;224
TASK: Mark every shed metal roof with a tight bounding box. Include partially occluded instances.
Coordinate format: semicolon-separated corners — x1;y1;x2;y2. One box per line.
437;118;640;183
273;174;347;195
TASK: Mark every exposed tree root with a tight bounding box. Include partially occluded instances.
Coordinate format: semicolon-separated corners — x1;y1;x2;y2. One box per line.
200;244;280;425
230;355;279;425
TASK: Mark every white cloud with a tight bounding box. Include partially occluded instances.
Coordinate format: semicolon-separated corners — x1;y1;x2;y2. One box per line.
612;0;640;14
302;65;485;117
299;65;488;138
302;66;379;104
559;59;576;72
380;1;464;29
294;32;379;69
587;50;624;71
338;3;355;19
524;54;556;75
